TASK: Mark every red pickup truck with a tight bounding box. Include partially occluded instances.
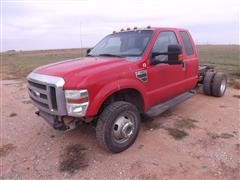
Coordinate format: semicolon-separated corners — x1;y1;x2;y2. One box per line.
27;27;227;153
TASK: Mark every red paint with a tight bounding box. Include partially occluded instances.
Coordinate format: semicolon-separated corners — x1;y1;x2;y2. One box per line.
34;27;198;119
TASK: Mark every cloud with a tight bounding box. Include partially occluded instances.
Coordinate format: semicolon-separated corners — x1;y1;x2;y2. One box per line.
1;0;239;50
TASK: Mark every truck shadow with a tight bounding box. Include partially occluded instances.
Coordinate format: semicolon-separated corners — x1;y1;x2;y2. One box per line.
64;122;96;141
141;110;172;131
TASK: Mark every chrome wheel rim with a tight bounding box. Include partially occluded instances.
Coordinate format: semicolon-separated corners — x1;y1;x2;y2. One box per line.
112;112;135;143
220;79;226;94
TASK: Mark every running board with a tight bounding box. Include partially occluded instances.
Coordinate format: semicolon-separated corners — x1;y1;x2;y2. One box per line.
146;91;196;117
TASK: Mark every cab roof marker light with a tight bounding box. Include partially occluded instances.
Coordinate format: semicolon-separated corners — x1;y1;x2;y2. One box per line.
126;27;131;31
147;25;151;29
133;27;138;30
120;28;125;32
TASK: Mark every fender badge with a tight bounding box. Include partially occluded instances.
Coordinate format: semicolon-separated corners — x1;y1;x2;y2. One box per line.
135;70;148;82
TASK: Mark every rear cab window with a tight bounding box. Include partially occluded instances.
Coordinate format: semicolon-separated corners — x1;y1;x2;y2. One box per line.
179;31;195;56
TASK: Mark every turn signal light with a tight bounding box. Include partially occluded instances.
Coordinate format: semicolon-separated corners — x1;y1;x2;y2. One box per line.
178;54;184;61
66;97;89;104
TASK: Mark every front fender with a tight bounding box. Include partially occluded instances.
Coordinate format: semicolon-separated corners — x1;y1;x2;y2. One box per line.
86;79;149;117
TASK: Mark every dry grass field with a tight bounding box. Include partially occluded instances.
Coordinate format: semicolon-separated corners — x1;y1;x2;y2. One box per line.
197;45;239;76
1;48;87;80
1;45;239;80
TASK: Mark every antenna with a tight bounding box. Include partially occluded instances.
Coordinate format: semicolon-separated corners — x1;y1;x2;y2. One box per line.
80;22;82;48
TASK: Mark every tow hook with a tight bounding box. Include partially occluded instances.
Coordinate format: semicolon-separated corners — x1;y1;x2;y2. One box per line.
35;111;40;116
53;120;68;131
63;117;78;131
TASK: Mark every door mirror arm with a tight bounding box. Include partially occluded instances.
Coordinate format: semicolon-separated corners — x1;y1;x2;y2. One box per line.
86;48;93;56
150;52;168;65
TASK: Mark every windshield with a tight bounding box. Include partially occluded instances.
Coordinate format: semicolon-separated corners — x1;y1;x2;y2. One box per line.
89;30;153;58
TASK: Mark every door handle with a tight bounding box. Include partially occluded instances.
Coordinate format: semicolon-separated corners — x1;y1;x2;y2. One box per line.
182;61;186;71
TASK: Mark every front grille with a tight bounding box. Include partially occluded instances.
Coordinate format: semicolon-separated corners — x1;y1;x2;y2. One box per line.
28;81;46;90
28;80;58;111
30;96;49;109
27;72;67;116
50;86;57;110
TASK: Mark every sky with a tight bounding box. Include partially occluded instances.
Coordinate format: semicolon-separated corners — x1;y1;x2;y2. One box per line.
1;0;239;51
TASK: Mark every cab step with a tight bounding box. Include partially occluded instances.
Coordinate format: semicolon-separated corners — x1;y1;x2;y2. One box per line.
146;90;196;117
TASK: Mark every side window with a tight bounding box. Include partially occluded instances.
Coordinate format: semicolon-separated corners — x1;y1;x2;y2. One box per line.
152;31;178;62
180;31;194;56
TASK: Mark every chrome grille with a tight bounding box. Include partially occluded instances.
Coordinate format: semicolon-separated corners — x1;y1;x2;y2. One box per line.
27;72;67;116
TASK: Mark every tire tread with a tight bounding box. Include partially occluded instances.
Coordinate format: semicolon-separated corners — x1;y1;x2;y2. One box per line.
96;101;140;153
212;72;227;97
203;71;215;96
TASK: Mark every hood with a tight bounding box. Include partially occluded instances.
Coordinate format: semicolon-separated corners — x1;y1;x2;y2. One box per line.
34;57;128;78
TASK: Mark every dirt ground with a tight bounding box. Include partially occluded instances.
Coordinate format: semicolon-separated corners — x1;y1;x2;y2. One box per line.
1;79;239;180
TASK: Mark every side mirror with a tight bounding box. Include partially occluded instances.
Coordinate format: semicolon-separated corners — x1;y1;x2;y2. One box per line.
86;48;92;55
150;44;183;65
167;44;183;65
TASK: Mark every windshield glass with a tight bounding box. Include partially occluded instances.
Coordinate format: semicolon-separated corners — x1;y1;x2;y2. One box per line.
89;30;153;58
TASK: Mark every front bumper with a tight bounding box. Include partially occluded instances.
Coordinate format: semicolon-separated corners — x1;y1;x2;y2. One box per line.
36;110;80;131
36;110;68;130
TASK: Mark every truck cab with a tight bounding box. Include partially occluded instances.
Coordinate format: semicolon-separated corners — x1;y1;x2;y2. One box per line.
27;27;227;153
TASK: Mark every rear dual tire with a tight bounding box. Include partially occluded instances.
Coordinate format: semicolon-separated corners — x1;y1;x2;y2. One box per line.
203;71;227;97
212;72;227;97
203;71;215;96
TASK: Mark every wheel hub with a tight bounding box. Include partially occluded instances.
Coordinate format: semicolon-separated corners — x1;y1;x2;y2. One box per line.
220;79;226;94
113;114;135;142
121;122;134;138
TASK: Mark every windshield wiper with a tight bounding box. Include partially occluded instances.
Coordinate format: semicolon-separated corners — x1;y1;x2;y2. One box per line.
98;53;123;58
87;54;95;57
118;54;140;57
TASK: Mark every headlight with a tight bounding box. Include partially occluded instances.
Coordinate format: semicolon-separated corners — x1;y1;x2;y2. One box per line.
65;90;89;117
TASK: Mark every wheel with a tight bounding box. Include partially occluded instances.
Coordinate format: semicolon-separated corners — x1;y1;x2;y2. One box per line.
203;71;215;96
96;101;140;153
212;72;227;97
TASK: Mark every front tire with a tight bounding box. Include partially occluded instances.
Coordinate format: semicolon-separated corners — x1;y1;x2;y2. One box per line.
96;101;140;153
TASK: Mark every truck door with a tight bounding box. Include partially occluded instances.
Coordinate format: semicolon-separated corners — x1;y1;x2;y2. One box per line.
178;31;198;91
147;31;188;106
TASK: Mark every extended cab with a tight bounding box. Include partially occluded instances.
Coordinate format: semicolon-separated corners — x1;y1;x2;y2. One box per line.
27;27;227;153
